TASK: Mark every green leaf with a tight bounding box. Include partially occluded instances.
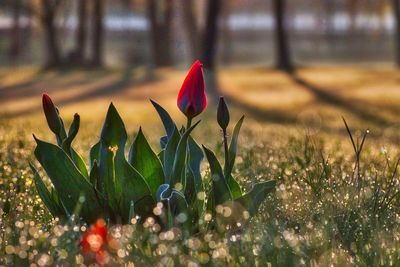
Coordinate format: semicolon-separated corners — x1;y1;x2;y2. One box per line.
89;161;99;186
33;137;102;224
160;135;168;150
225;116;245;178
235;180;276;216
119;160;154;222
71;149;89;179
163;127;181;184
30;163;66;218
170;121;201;187
202;146;233;206
129;127;165;199
150;100;175;139
157;183;189;229
131;194;154;222
90;142;100;169
227;174;242;199
98;103;128;207
185;136;204;205
61;113;80;156
97;103;153;222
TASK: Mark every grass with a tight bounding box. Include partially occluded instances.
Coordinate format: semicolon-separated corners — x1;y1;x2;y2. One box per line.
0;65;400;266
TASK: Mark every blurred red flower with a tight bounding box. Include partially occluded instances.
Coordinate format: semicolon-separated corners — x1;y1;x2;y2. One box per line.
81;219;109;265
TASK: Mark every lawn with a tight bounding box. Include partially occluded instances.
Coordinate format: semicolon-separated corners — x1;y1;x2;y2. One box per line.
0;65;399;266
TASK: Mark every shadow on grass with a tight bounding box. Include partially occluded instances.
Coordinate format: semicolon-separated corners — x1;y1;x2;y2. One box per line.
290;73;391;127
213;68;392;128
2;67;159;118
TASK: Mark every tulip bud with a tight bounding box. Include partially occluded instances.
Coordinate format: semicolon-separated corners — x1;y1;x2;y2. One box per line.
177;60;207;118
217;96;230;130
42;94;62;135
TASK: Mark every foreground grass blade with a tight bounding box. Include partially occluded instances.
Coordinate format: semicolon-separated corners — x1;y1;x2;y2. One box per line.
34;137;102;223
129;127;165;200
235;180;276;216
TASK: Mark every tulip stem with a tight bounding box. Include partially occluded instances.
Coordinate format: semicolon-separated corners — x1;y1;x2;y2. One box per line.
223;128;229;169
186;117;192;131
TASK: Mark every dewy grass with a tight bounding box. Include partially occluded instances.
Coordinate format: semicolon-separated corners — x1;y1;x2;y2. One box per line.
0;117;400;266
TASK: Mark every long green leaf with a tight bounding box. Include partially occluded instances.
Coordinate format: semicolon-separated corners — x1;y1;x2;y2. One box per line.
185;137;204;205
34;137;102;224
98;103;128;208
202;146;233;206
71;149;89;178
98;103;153;222
170;121;201;187
235;180;276;216
163;126;181;183
30;163;66;218
129;127;165;199
150;99;175;139
225;116;245;177
89;142;100;169
119;159;154;222
227;174;242;199
61;113;80;156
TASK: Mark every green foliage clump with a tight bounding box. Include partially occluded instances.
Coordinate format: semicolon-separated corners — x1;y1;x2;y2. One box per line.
31;94;276;236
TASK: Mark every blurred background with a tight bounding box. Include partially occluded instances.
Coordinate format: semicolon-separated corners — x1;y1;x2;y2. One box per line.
0;0;396;68
0;0;399;146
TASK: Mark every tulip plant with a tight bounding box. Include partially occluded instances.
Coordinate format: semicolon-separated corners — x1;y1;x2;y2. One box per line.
31;61;275;235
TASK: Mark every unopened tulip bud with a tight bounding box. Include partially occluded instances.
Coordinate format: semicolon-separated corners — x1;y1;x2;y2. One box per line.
217;96;230;130
42;94;62;135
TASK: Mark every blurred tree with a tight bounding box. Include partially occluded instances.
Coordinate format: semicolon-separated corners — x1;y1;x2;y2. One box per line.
9;0;22;58
146;0;174;67
39;0;63;67
181;0;199;61
202;0;222;71
347;0;359;32
393;0;400;66
73;0;88;63
92;0;105;66
273;0;293;72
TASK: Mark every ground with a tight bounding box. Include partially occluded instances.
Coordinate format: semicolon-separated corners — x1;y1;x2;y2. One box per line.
0;65;399;266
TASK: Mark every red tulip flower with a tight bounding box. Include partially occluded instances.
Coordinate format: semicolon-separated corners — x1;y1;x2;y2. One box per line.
177;60;207;119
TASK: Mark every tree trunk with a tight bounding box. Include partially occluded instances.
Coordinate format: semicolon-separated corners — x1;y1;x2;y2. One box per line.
41;0;62;67
202;0;222;71
393;0;400;66
221;0;232;64
75;0;88;61
273;0;293;72
146;0;174;67
181;0;198;61
9;0;22;58
92;0;104;66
